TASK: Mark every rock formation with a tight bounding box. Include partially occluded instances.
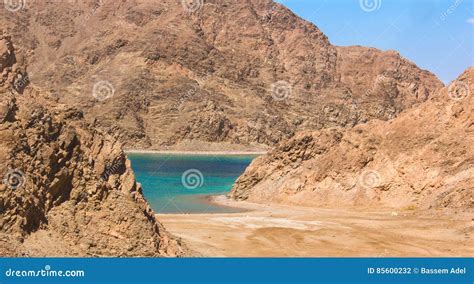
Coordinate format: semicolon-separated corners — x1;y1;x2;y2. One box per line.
0;0;443;150
231;68;473;213
0;33;184;256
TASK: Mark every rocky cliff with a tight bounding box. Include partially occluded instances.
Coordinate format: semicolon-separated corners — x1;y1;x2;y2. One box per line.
0;33;184;256
231;68;473;213
0;0;443;150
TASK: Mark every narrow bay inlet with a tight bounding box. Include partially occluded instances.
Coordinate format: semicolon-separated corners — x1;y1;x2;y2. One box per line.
127;153;257;214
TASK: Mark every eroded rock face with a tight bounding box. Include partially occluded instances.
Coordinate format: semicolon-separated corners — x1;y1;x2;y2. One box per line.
0;35;184;257
0;0;443;150
231;68;473;212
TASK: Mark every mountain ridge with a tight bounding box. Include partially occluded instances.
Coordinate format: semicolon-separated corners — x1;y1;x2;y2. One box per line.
230;67;473;213
0;0;443;150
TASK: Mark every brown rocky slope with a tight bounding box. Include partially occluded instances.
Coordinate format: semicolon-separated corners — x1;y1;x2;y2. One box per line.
0;33;184;256
0;0;443;150
231;68;473;213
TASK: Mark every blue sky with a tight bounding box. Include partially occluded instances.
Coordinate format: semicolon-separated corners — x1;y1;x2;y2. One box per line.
276;0;473;84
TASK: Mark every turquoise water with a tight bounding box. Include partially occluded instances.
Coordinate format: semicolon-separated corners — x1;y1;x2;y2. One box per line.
127;154;256;214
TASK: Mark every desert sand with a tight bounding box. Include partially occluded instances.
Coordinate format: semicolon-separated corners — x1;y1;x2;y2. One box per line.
158;196;473;257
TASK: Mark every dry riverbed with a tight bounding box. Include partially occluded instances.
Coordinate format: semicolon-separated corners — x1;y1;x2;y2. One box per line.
157;196;473;257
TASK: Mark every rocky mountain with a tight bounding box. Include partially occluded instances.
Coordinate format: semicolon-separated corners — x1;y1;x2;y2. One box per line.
231;68;473;213
0;0;443;150
0;33;184;256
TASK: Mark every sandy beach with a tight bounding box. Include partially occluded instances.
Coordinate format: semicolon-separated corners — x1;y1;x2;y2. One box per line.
158;196;473;257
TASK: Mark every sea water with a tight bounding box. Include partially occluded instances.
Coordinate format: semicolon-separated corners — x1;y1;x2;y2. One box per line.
127;153;256;214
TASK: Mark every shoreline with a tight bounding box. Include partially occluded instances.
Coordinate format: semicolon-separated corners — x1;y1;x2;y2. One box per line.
207;194;251;210
125;149;267;156
193;194;250;214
